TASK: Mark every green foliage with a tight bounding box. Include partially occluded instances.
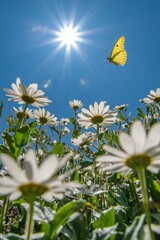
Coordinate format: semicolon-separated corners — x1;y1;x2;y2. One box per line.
91;224;118;240
124;214;146;240
51;141;65;156
14;125;30;147
92;207;115;229
0;91;160;239
42;200;86;239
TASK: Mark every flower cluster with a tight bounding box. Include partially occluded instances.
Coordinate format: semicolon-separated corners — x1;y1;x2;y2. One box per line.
1;79;160;240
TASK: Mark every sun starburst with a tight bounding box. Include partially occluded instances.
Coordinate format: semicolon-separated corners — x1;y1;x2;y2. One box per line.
56;24;79;51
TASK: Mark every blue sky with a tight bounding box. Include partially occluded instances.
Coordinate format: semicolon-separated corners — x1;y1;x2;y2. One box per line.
0;0;160;123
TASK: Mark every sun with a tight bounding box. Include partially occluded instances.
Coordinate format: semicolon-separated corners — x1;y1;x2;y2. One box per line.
58;24;78;49
53;22;81;54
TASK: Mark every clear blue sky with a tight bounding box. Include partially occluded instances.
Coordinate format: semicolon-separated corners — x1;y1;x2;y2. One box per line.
0;0;160;123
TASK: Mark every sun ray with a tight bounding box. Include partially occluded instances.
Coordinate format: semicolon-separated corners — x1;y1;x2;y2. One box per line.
27;1;108;82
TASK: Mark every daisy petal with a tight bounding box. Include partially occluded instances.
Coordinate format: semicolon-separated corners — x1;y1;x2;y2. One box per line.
131;121;146;152
1;154;27;183
119;132;135;154
104;145;128;158
9;191;22;201
38;155;59;182
146;123;160;150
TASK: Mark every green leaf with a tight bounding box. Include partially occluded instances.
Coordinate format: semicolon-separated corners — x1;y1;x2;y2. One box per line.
69;117;76;125
28;120;37;130
0;233;44;240
91;224;118;240
2;132;20;157
118;112;126;121
111;187;128;206
14;125;30;147
148;174;160;202
44;200;86;239
70;169;79;181
124;214;145;240
92;207;115;229
3;132;15;153
81;159;93;168
69;213;89;240
137;108;145;118
51;141;64;156
0;145;9;154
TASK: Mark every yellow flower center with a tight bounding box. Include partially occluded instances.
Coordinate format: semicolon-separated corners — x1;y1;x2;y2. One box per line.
91;115;104;124
154;97;160;103
19;183;49;201
39;117;48;124
16;112;25;119
125;154;152;170
21;94;35;104
17;112;29;119
73;106;79;110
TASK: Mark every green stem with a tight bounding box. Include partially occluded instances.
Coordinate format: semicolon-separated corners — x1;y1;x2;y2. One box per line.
138;168;155;240
130;174;140;207
0;195;9;233
25;200;34;240
96;123;100;149
18;103;29;128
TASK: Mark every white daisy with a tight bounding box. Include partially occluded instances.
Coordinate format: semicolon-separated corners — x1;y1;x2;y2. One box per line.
60;118;70;125
13;106;33;119
78;101;117;129
3;78;52;107
114;104;129;110
33;108;58;127
71;132;96;148
69;99;83;110
97;121;160;174
61;127;70;136
140;88;160;104
0;150;81;201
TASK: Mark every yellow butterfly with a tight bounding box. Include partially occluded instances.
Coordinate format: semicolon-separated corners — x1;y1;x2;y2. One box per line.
107;36;127;66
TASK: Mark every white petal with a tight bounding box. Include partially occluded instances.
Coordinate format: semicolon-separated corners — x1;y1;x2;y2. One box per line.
9;191;22;201
59;152;73;168
150;90;156;97
0;186;15;195
52;192;64;199
97;155;123;163
0;177;18;187
150;161;160;167
24;150;38;181
146;123;160;150
103;163;126;172
98;102;105;115
93;102;99;115
119;133;135;154
42;191;53;202
1;154;27;183
81;108;93;117
37;155;59;182
104;145;128;158
147;166;159;174
48;179;62;188
131;121;146;153
89;104;95;115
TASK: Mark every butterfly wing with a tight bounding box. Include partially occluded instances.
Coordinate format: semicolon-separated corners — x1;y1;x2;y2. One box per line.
108;36;127;66
110;49;127;66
